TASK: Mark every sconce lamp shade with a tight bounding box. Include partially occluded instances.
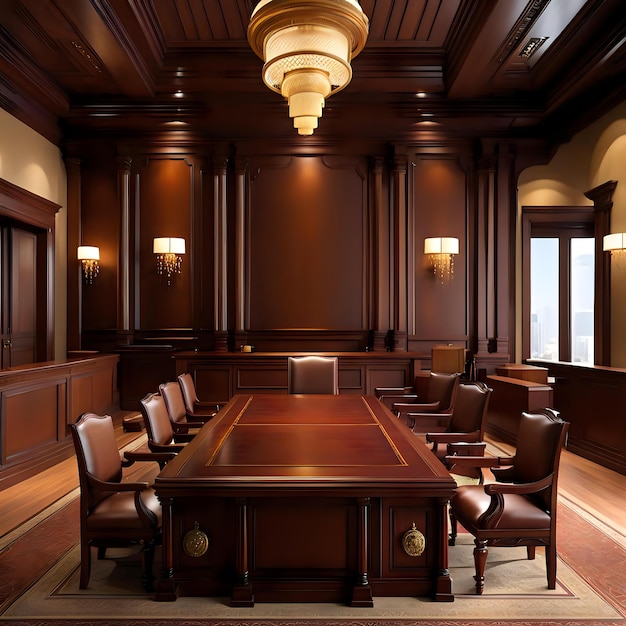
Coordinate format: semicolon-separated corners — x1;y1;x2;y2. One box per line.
153;237;185;255
247;0;369;136
77;246;100;284
77;246;100;261
603;233;626;252
424;237;459;255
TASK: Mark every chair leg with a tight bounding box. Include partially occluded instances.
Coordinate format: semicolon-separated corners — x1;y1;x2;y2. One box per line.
97;546;107;559
545;542;557;589
140;541;156;592
473;538;488;595
448;510;458;546
527;545;536;560
79;541;91;589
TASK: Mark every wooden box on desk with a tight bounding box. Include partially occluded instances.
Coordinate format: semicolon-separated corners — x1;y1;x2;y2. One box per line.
431;345;465;374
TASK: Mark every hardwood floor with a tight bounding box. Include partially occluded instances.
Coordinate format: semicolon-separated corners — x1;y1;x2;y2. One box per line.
1;410;626;544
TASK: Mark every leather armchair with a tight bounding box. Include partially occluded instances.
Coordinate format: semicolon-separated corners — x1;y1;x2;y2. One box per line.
69;412;162;591
140;392;196;453
423;381;492;481
447;408;569;594
159;381;214;434
178;372;224;417
288;356;339;394
392;372;460;428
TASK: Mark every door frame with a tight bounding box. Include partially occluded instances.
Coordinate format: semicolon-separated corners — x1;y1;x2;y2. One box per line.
0;178;60;363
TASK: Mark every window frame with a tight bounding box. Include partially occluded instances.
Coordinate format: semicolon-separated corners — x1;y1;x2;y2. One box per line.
521;206;595;363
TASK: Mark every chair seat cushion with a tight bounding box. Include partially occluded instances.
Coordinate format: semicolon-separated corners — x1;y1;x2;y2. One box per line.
87;488;162;529
451;485;550;530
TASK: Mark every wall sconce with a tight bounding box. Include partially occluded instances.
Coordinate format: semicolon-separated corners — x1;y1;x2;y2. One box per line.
77;246;100;284
424;237;459;283
153;237;185;285
603;233;626;256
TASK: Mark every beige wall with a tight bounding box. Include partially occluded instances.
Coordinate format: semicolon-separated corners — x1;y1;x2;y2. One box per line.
0;110;67;359
518;101;626;367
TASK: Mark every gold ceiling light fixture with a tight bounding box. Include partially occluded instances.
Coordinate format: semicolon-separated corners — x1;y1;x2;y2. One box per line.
247;0;369;136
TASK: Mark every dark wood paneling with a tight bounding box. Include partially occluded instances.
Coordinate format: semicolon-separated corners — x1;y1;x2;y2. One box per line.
411;153;468;345
80;150;120;331
528;359;626;475
0;355;118;488
171;351;419;403
138;157;194;330
248;156;367;330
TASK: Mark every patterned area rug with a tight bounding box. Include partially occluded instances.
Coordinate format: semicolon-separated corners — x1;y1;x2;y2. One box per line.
1;490;625;626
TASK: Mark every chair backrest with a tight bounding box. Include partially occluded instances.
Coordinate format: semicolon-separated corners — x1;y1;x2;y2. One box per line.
178;372;198;412
70;413;122;510
288;356;339;394
425;371;460;411
503;408;569;512
140;392;175;446
448;381;492;435
159;381;187;424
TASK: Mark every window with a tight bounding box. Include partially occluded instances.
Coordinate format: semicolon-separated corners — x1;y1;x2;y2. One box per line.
522;207;595;364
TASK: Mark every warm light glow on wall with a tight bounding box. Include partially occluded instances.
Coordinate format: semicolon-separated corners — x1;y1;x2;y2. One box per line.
424;237;459;283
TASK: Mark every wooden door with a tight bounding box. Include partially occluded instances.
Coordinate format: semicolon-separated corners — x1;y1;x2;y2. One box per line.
1;227;37;367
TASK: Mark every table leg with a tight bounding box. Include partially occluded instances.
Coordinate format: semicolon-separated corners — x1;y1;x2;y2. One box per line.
231;498;254;607
350;496;373;607
156;496;177;601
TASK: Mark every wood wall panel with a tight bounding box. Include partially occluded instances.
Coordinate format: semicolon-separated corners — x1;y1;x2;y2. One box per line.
248;156;367;330
138;157;194;330
3;382;60;461
411;154;468;348
80;150;119;331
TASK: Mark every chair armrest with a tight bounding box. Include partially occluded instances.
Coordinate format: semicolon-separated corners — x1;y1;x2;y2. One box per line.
447;442;486;456
394;401;440;414
426;431;481;444
484;473;554;496
148;441;186;453
443;454;512;469
173;433;196;443
88;475;149;493
375;386;414;397
125;449;177;465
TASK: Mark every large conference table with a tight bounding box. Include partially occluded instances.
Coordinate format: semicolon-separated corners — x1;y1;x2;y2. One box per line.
154;394;457;606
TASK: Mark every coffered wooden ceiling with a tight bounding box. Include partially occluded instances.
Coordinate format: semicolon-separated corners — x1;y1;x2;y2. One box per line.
1;0;625;146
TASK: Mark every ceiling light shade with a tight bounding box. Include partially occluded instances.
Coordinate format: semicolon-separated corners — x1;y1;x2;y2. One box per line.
77;246;100;284
248;0;369;136
424;237;459;283
603;232;626;252
153;237;185;285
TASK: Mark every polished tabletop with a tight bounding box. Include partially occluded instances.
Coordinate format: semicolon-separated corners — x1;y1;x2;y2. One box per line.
155;394;455;492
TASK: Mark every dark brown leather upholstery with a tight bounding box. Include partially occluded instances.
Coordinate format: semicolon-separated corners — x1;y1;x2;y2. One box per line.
177;372;223;417
424;381;493;481
140;392;195;453
391;372;460;427
288;356;339;394
447;408;569;594
69;412;162;591
159;380;214;434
